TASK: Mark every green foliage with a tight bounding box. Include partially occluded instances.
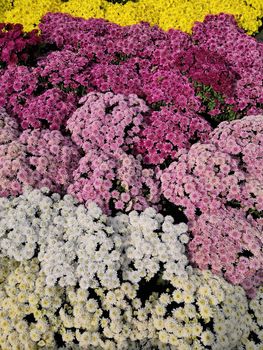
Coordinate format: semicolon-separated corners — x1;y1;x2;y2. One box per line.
149;101;167;111
247;208;263;219
194;81;238;126
111;52;132;65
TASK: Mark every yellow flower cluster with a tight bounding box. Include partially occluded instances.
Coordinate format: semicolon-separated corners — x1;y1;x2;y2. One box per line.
0;258;63;350
1;0;263;34
1;0;61;32
152;270;250;349
0;256;260;350
0;0;12;22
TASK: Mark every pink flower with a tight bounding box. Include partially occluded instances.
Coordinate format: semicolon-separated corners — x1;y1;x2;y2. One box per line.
188;207;262;295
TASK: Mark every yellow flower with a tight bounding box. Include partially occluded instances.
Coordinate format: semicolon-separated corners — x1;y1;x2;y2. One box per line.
173;307;187;321
198;285;212;297
15;320;28;333
86;299;98;313
169;334;179;346
62;331;75;343
0;319;10;331
28;294;38;306
191;323;203;336
159;293;171;305
17;292;27;303
77;289;88;301
33;309;42;319
1;0;262;34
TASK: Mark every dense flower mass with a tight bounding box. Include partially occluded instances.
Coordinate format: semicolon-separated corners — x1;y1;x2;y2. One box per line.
1;0;263;34
0;23;40;65
191;14;263;117
67;150;162;213
210;115;263;181
20;88;77;130
0;257;64;349
0;108;20;144
0;13;262;130
161;115;263;219
67;92;148;154
0;187;190;287
239;286;263;349
188;208;263;298
0;8;262;350
135;107;211;165
0;255;254;350
0;118;80;196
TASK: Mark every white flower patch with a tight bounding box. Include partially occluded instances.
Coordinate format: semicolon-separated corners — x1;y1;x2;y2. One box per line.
109;208;191;284
0;187;190;289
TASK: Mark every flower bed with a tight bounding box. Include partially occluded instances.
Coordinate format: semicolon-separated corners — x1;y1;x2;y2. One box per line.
0;9;262;350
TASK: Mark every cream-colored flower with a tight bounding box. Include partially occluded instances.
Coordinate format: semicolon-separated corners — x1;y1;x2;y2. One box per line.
155;303;166;317
153;317;165;330
159;330;169;343
173;290;183;303
29;329;41;342
201;330;215;346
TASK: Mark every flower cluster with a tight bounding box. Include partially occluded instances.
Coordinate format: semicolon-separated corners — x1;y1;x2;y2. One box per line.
20;88;77;130
188;208;263;298
178;47;237;97
0;123;80;196
109;207;191;283
0;65;38;118
67;92;148;154
135;107;211;165
0;255;253;350
139;65;201;110
149;270;250;349
66;92;162;213
0;187;190;289
191;14;263;116
1;0;61;32
0;23;40;65
239;286;263;349
0;257;63;349
161;115;263;219
58;270;250;349
2;0;263;34
40;12;263;121
68;150;161;213
210;114;263;182
0;108;20;144
1;13;262;130
35;49;93;90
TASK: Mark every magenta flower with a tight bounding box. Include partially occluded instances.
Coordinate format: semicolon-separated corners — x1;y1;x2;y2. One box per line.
135;107;211;165
0;23;40;65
